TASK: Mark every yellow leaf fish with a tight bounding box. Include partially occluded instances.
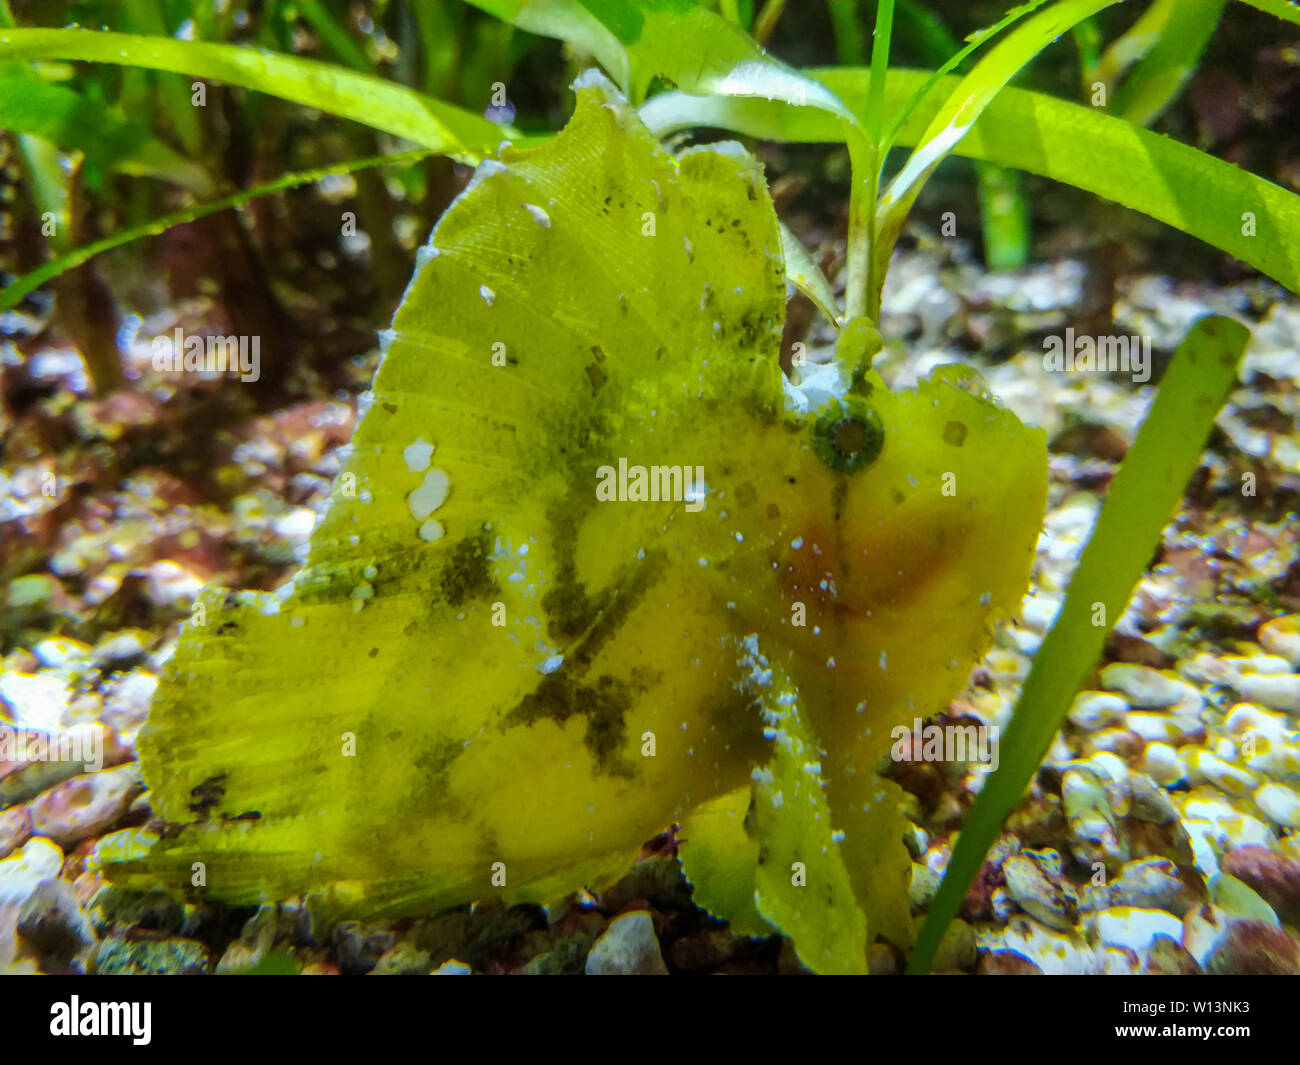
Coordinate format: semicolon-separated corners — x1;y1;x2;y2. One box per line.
101;74;1046;949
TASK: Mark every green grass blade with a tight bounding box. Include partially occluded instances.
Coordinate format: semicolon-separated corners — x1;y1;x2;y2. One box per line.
643;68;1300;294
467;0;631;93
874;0;1121;313
295;0;376;73
828;0;866;67
582;0;863;133
907;315;1252;974
1111;0;1226;127
0;28;510;160
975;159;1030;269
880;0;1053;155
0;71;213;195
1235;0;1300;26
778;220;840;328
0;148;433;311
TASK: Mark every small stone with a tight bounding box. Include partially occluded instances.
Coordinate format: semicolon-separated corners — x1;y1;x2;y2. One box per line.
599;856;692;912
1021;593;1063;635
1241;737;1300;779
1100;664;1202;714
1142;743;1187;787
1068;691;1128;730
1187;751;1260;798
669;930;734;973
93;937;211;975
92;630;151;668
1002;851;1079;931
16;877;97;972
584;911;668;975
1258;615;1300;667
432;959;471;974
333;920;398;974
1128;774;1178;825
1143;934;1200;974
1125;712;1204;745
0;805;32;859
1096;907;1184;961
1182;903;1232;967
1111;857;1198;917
1209;872;1279;926
978;915;1096;975
86;885;184;935
932;919;977;972
867;941;899;975
1220;846;1300;925
1223;703;1290;741
370;941;433;975
0;837;63;906
1062;767;1127;870
909;861;940;914
1204;920;1300;975
977;949;1043;974
1254;782;1300;829
28;765;141;845
522;931;597;975
1236;673;1300;713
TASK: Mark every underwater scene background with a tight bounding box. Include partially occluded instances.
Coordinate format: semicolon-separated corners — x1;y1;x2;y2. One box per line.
1;0;1299;982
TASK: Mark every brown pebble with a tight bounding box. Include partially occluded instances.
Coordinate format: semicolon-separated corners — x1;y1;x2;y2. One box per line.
1221;846;1300;925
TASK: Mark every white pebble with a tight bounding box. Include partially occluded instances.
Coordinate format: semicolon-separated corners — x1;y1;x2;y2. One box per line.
1254;782;1300;829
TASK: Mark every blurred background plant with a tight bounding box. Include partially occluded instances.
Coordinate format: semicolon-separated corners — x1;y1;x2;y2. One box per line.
2;0;1296;401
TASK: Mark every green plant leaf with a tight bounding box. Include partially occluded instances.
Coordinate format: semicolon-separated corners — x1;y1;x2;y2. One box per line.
746;648;868;975
467;0;631;92
1235;0;1300;26
0;71;212;195
295;0;375;73
880;0;1053;155
677;785;773;937
908;314;1252;974
778;221;839;328
0;149;433;311
0;27;510;160
874;0;1120;313
1110;0;1226;127
643;69;1300;294
476;0;862;134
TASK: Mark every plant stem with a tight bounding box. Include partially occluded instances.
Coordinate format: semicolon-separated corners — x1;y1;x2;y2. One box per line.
845;135;873;323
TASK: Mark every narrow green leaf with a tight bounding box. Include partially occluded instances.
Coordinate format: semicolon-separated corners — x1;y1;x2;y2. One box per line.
828;0;866;67
874;0;1121;312
748;651;868;974
466;0;631;93
0;28;511;161
1111;0;1226;127
908;315;1252;974
880;0;1053;155
594;0;861;131
0;72;213;195
295;0;375;73
778;220;840;328
1235;0;1300;26
0;149;433;311
976;159;1030;270
643;69;1300;294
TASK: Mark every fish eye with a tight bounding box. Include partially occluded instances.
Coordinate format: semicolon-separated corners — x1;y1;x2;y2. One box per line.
811;398;884;474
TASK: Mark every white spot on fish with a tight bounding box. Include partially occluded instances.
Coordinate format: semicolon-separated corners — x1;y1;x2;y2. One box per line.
408;469;450;521
418;519;445;542
480;285;496;305
403;438;434;473
522;203;551;228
